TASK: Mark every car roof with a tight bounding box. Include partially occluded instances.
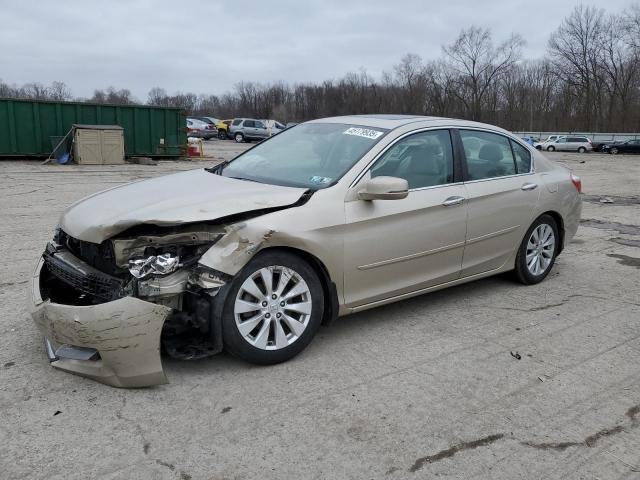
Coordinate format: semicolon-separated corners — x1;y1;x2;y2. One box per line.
306;115;515;136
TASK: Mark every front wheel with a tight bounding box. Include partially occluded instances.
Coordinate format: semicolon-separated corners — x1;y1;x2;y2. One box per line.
221;251;324;365
234;132;244;143
514;215;559;285
218;130;227;140
546;145;555;152
610;148;619;155
578;146;586;153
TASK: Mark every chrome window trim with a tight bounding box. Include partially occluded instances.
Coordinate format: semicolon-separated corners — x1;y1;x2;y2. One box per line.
349;125;535;190
463;171;534;185
349;126;456;189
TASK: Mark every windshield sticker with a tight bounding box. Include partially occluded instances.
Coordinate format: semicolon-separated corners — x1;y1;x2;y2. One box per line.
309;176;332;185
343;127;384;140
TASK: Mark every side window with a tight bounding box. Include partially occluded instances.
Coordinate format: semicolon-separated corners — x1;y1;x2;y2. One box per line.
460;130;516;180
232;119;241;126
510;140;532;173
556;137;567;143
244;120;255;128
370;129;454;189
254;121;265;129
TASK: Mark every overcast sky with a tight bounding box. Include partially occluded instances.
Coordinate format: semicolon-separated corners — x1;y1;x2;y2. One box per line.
0;0;633;100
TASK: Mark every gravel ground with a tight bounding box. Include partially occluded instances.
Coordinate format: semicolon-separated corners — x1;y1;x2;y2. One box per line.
0;147;638;479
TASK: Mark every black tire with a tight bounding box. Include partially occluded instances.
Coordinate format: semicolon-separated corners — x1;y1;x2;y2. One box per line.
578;146;586;153
514;214;559;285
610;148;618;155
221;250;324;365
234;132;244;143
218;130;227;140
546;145;555;152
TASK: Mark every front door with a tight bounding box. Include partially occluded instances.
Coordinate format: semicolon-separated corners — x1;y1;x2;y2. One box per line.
343;129;467;307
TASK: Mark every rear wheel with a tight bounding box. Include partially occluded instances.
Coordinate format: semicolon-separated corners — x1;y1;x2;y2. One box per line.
578;146;586;153
546;145;555;152
514;215;559;285
610;147;619;155
234;132;244;143
221;251;324;364
218;130;227;140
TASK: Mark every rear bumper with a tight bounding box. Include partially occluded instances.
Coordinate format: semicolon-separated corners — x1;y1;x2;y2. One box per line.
29;258;171;387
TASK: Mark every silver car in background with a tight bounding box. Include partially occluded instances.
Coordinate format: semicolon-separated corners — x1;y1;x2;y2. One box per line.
543;135;593;153
229;118;271;143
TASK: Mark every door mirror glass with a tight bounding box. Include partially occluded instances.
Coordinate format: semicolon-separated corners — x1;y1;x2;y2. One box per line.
358;176;409;201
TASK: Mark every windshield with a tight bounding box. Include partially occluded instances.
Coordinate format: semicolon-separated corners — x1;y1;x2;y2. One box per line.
220;123;388;188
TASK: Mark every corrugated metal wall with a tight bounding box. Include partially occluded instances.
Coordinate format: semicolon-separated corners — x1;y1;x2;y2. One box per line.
0;98;187;157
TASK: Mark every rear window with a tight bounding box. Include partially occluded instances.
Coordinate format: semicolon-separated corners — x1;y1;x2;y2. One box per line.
232;119;241;126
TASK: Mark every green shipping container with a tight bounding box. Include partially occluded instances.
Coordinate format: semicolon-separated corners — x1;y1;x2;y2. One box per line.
0;98;187;158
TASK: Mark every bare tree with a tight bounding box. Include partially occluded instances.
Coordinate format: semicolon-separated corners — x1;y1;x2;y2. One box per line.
19;82;49;100
48;81;72;101
147;87;169;106
625;3;640;49
548;5;605;129
443;26;524;121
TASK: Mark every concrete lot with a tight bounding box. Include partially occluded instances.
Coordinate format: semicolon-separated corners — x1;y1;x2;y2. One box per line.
0;144;639;479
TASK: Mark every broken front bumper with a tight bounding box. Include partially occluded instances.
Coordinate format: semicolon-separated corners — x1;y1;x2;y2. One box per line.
29;258;171;387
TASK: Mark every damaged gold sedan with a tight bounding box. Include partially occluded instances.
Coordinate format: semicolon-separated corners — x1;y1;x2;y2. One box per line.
30;115;582;387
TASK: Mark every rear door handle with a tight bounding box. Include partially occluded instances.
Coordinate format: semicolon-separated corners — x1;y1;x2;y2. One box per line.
521;183;538;191
442;196;465;207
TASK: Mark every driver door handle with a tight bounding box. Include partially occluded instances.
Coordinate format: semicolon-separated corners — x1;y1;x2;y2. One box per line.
521;183;538;191
442;196;465;207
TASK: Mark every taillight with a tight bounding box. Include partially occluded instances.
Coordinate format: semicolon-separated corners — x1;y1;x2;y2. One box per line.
571;173;582;193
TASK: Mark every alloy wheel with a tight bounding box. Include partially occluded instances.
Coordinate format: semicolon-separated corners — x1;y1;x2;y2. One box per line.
234;266;312;350
525;224;555;276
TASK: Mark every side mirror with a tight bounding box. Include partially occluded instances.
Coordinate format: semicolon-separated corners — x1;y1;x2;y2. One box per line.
358;176;409;201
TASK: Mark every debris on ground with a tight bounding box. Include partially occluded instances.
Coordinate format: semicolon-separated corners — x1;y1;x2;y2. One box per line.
510;351;522;360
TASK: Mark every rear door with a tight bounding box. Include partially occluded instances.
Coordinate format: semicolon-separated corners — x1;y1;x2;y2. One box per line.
458;129;540;276
567;136;583;151
254;120;269;139
243;120;255;138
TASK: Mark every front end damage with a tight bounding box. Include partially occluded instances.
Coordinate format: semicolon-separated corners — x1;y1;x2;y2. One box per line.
30;224;232;387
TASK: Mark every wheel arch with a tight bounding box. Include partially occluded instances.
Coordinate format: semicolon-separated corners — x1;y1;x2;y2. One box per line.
539;210;565;254
251;246;340;326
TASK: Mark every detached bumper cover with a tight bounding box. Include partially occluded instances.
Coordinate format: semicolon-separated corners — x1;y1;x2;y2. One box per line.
29;259;171;387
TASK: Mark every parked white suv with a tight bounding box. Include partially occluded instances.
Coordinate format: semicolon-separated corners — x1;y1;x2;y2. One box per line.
544;136;593;153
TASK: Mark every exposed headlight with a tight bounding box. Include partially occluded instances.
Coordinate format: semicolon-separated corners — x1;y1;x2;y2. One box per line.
129;253;180;279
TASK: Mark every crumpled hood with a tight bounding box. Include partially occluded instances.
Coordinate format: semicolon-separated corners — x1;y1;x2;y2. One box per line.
60;169;308;243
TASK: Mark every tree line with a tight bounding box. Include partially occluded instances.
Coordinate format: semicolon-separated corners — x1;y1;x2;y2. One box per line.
2;4;638;132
